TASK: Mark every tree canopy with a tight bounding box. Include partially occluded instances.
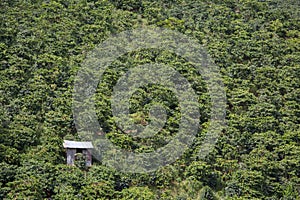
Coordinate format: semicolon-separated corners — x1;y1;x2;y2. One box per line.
0;0;299;199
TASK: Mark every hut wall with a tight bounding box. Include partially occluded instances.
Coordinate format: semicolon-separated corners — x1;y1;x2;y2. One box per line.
66;149;76;166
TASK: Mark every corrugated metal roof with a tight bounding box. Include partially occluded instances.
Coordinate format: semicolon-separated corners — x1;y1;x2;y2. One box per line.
63;140;94;149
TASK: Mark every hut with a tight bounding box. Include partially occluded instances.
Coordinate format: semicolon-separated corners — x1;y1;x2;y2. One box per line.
63;140;94;166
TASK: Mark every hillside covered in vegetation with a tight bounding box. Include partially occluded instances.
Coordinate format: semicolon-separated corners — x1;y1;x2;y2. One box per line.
0;0;299;199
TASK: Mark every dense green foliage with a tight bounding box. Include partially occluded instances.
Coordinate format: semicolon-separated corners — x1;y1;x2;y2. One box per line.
1;0;299;199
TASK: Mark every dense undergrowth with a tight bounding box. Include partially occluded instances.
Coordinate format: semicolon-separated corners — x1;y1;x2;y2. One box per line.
0;0;299;199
